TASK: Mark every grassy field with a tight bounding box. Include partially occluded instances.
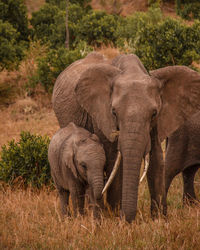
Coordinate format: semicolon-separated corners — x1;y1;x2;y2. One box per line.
0;176;200;249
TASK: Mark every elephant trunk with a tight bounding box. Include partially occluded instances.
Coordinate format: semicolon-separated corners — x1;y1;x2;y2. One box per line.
120;128;147;223
92;174;104;201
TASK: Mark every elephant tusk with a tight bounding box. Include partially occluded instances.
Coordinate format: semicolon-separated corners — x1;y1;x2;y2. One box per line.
102;151;121;195
140;154;149;183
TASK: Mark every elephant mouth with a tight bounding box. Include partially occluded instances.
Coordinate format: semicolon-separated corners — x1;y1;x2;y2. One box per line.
110;130;120;142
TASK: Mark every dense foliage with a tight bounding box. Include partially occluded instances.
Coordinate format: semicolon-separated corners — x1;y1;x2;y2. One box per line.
176;0;200;20
76;10;119;46
0;20;26;70
31;3;117;48
116;7;200;70
31;3;91;48
34;42;92;92
0;0;30;70
30;4;65;48
0;0;29;41
0;132;51;188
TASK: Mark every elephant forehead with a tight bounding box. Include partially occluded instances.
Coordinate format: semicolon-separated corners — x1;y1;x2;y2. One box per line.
77;143;106;164
113;75;159;98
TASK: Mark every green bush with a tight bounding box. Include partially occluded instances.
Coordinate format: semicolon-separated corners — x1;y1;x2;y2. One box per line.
0;0;29;42
0;131;51;188
136;18;200;69
30;3;89;48
76;10;119;46
32;42;92;92
178;2;200;20
30;4;63;48
115;7;163;48
0;0;29;70
0;20;26;70
116;7;200;70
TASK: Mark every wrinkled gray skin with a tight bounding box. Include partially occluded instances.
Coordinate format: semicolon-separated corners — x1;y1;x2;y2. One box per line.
48;122;106;218
164;112;200;213
52;52;200;222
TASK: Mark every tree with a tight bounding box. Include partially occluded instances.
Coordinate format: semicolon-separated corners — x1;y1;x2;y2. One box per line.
65;0;69;48
0;0;29;42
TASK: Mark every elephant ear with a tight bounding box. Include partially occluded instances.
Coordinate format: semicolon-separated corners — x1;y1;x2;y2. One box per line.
75;63;121;142
151;66;200;142
62;145;78;179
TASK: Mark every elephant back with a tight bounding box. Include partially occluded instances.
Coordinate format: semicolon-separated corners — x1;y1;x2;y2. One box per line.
52;52;107;128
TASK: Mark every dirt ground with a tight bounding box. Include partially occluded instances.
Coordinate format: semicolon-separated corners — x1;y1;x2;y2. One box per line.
0;95;59;148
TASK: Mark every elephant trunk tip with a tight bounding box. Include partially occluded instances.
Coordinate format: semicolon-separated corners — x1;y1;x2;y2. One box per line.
120;208;137;223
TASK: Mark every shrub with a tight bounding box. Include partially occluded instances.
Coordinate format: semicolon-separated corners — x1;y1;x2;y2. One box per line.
0;0;30;42
30;4;62;47
32;42;92;92
115;6;163;48
177;2;200;20
117;8;200;70
0;131;51;188
31;3;89;48
0;20;26;70
76;10;119;46
136;18;200;69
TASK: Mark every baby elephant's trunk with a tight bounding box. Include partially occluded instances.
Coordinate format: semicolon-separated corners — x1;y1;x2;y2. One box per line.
93;175;104;201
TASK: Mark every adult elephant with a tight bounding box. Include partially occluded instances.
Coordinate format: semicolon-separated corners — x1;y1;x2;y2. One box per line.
52;52;200;223
164;111;200;213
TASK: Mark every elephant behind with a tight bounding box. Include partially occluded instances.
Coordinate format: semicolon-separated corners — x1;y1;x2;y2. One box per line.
164;111;200;211
48;122;106;218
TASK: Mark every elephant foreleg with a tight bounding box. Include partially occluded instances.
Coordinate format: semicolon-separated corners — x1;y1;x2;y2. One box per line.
58;188;71;217
96;134;122;214
106;152;122;214
147;127;166;218
70;183;85;217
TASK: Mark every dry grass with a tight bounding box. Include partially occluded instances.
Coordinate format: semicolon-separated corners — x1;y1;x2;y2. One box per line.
0;102;59;148
0;175;200;249
25;0;45;17
97;46;121;60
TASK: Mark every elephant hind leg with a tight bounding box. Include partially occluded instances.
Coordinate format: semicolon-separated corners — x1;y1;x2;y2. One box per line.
58;188;71;217
182;165;199;205
164;170;181;216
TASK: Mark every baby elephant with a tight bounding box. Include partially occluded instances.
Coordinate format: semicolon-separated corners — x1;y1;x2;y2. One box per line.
48;122;106;218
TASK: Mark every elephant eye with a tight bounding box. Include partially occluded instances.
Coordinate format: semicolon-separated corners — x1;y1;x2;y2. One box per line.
151;109;157;120
80;163;87;170
112;107;117;117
